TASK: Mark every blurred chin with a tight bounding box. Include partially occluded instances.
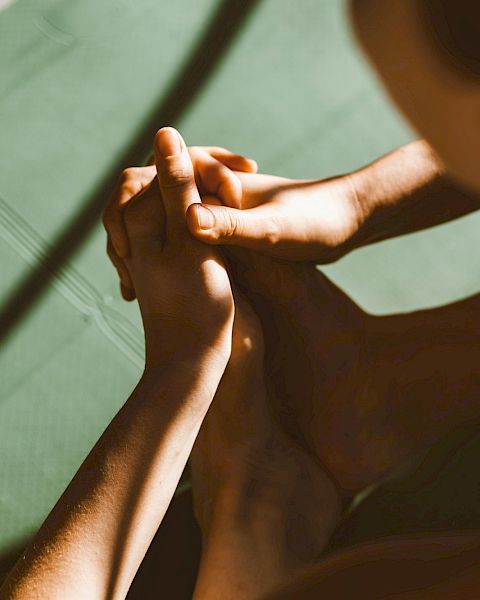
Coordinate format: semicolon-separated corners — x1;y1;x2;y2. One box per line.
349;0;480;193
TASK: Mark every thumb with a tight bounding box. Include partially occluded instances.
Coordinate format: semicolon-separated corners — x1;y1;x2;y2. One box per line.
186;202;279;251
153;127;201;240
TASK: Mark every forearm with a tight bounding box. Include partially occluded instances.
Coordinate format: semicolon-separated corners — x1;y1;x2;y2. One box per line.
347;139;480;250
2;356;226;600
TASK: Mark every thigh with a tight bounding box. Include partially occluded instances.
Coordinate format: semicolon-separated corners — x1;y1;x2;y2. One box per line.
264;531;480;599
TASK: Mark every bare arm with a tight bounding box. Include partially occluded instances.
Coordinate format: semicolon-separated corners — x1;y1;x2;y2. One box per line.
1;127;234;599
179;140;480;262
1;359;225;599
106;140;480;273
348;139;480;251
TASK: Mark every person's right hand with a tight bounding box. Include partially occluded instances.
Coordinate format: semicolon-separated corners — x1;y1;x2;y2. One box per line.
122;128;235;369
186;171;363;262
104;147;257;301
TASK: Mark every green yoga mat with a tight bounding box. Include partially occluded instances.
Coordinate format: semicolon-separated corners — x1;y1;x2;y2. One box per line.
1;0;480;561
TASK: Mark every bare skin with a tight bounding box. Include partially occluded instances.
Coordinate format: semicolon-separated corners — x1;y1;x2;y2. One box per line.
104;138;480;597
186;141;479;260
7;2;480;597
227;248;480;493
105;140;479;276
103;136;480;494
187;249;480;599
103;146;258;301
99;3;480;596
266;530;480;599
350;0;480;193
0;128;237;600
190;291;341;599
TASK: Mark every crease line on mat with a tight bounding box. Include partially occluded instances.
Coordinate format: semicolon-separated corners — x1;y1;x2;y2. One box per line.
0;194;144;369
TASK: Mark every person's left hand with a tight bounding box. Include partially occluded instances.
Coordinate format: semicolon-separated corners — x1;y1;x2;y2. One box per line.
185;171;361;263
120;128;238;369
103;146;257;301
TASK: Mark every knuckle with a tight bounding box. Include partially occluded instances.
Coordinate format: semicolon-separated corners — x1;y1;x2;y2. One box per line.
119;167;144;189
121;180;140;199
212;160;227;175
201;162;222;188
264;218;280;247
223;212;239;238
162;166;194;189
121;167;134;181
209;146;228;154
122;199;158;237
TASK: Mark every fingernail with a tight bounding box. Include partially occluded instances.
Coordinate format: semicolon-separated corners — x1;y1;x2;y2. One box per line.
196;205;215;230
156;127;183;158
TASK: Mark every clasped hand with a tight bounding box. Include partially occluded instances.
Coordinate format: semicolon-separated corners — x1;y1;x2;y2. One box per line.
111;127;238;370
103;126;361;385
104;129;480;496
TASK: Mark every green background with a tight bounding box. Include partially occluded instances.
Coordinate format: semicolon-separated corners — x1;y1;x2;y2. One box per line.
1;0;480;558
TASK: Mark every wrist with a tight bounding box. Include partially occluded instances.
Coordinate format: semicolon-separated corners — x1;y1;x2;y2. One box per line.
344;141;447;250
140;350;228;418
343;166;389;251
342;172;368;248
315;173;367;260
143;344;229;387
144;320;232;370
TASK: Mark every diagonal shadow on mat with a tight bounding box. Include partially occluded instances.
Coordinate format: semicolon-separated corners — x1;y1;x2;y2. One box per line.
0;0;262;347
